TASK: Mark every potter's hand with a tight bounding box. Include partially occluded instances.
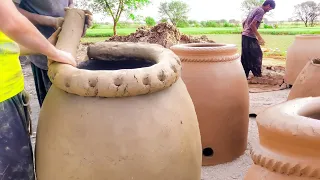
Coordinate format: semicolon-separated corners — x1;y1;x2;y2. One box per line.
48;27;62;45
49;49;77;67
64;7;93;37
48;17;65;29
258;37;265;46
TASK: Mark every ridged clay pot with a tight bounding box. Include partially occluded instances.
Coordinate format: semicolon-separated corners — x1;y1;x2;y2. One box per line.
285;35;320;85
170;43;249;166
288;59;320;100
35;12;202;179
245;97;320;180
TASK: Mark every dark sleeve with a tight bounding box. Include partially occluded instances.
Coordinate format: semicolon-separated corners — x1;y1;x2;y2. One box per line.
253;9;264;22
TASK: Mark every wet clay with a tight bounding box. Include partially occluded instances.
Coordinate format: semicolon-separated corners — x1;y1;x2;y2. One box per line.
245;97;320;180
36;40;202;179
285;35;320;85
288;59;320;100
170;43;249;166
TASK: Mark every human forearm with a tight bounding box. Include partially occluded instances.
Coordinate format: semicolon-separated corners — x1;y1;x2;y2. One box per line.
0;1;58;59
16;7;56;27
19;45;38;56
250;23;262;40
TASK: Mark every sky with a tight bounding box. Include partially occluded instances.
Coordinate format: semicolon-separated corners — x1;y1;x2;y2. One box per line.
93;0;320;22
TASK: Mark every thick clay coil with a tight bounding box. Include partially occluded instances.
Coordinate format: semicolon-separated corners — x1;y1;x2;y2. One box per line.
250;146;320;178
170;43;240;62
48;42;182;98
251;97;320;178
257;98;320;138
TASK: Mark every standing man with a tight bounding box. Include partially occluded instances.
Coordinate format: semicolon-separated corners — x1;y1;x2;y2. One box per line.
14;0;92;107
241;0;276;78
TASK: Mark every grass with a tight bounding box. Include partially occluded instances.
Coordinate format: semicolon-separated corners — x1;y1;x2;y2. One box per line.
204;34;294;53
85;27;320;37
82;34;294;59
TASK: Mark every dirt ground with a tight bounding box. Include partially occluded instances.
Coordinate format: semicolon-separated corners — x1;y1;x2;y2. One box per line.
20;48;290;180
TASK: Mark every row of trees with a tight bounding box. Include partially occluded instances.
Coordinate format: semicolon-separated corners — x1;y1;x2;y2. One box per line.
294;1;320;27
75;0;320;35
241;0;320;27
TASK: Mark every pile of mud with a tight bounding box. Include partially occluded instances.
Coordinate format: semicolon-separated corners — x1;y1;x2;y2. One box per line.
107;23;214;48
248;66;289;93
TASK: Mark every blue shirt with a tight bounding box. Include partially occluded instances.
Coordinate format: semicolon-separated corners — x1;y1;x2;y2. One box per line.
18;0;69;69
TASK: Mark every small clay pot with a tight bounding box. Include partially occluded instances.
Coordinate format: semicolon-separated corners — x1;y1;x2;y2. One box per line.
285;35;320;85
36;42;202;180
288;59;320;100
170;43;249;166
245;97;320;180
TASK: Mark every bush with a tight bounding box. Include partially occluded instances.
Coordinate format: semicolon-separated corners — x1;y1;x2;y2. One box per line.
204;20;218;27
90;23;101;29
160;18;168;23
145;17;156;27
176;20;190;28
263;24;273;29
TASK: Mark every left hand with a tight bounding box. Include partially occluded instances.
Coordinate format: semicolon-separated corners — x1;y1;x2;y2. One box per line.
48;27;62;45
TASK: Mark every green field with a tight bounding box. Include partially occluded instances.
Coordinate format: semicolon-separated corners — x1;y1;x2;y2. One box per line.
205;34;294;52
85;27;320;37
82;34;294;58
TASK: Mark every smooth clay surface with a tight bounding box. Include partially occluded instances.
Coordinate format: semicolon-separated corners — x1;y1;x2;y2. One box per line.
36;41;202;179
245;97;320;180
285;35;320;85
36;79;202;180
170;43;249;166
288;59;320;100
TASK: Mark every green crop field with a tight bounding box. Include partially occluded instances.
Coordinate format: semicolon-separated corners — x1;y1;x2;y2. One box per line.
204;34;294;52
85;27;320;37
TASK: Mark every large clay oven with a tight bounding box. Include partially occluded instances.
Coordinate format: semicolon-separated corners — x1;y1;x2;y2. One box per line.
170;43;249;166
288;59;320;100
285;35;320;85
245;97;320;180
35;9;202;180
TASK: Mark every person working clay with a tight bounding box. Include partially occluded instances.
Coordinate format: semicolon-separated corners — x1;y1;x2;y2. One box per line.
241;0;276;78
0;1;77;179
13;0;93;107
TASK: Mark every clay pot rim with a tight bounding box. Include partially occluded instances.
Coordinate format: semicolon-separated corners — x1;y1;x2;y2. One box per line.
171;43;236;49
296;34;320;38
258;97;320;138
170;43;239;62
48;42;182;98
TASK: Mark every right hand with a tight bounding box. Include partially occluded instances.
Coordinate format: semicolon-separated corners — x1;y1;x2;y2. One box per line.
49;49;77;67
258;37;265;45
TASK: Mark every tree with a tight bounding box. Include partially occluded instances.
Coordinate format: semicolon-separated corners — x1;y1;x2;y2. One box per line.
77;0;150;35
158;0;190;25
145;16;156;27
241;0;264;15
293;1;320;27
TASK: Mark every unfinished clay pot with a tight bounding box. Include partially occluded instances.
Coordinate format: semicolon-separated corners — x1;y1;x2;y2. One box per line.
245;97;320;180
288;59;320;100
35;9;202;180
36;42;202;180
170;43;249;166
285;35;320;85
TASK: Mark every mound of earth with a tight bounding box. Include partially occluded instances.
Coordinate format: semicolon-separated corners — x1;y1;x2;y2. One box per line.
248;65;289;93
107;22;214;48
